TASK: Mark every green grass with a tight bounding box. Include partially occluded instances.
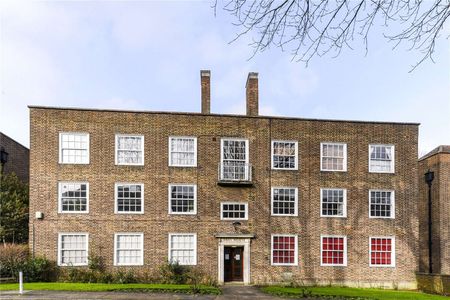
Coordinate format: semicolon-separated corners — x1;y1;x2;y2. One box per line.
261;286;449;299
0;282;221;295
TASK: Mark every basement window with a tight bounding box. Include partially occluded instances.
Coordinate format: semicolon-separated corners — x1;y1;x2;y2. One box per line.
271;141;298;170
58;233;88;266
321;236;347;266
58;182;89;213
320;188;347;218
168;184;197;215
169;233;197;265
59;132;89;164
369;237;395;267
115;183;144;214
369;190;395;219
369;145;394;173
320;143;347;171
271;187;298;216
115;134;144;165
114;233;144;266
271;235;298;266
169;137;197;167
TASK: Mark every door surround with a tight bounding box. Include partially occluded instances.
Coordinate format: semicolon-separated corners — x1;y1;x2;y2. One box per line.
216;233;254;285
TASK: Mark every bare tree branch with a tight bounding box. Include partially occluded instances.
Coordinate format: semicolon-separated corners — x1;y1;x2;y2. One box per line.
214;0;450;71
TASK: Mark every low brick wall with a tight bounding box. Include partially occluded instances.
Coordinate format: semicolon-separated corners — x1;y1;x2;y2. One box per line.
417;273;450;296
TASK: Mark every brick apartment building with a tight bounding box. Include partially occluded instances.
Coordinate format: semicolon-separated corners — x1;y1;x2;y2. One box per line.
419;146;450;275
0;132;29;183
29;71;419;288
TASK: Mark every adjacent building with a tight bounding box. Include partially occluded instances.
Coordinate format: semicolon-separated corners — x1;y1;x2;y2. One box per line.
0;132;29;183
29;71;419;288
419;145;450;275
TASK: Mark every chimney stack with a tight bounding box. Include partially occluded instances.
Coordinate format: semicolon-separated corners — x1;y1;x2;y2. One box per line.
200;70;211;114
246;72;258;116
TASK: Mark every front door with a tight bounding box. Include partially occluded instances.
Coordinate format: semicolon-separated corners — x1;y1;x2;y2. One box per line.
224;246;244;282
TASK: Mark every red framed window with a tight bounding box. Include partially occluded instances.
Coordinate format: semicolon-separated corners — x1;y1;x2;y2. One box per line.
271;235;297;265
370;237;394;266
321;236;346;266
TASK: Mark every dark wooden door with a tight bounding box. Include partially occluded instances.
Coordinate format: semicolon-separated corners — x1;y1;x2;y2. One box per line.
224;247;244;282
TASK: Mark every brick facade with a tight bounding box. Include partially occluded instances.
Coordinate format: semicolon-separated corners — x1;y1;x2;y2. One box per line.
0;132;29;183
29;72;419;288
418;146;450;275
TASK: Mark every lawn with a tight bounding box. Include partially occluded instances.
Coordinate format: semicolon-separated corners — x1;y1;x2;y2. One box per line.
0;282;221;295
261;286;449;299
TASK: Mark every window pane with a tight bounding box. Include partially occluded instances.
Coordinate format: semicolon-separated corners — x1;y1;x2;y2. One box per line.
272;236;296;265
370;145;393;172
170;137;196;166
60;234;87;265
221;203;247;219
321;189;345;217
321;143;345;171
60;183;88;212
116;234;143;265
273;141;297;169
370;238;393;266
117;136;143;164
272;188;297;215
169;234;195;265
60;133;89;164
170;185;196;213
116;184;143;213
321;237;345;265
370;191;393;218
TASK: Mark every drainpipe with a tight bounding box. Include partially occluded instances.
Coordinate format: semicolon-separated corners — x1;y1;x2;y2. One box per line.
424;169;434;274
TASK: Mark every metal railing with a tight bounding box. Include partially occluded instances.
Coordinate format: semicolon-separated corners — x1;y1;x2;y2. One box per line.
218;162;252;182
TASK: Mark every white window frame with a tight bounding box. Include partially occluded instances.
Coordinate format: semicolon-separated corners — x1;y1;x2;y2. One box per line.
369;144;395;173
57;233;89;266
220;202;248;220
168;136;197;167
114;183;145;214
58;182;89;214
168;233;197;266
270;234;298;266
220;138;250;180
168;184;197;215
320;142;347;172
320;188;347;218
113;233;144;266
115;134;144;166
369;190;395;219
369;236;396;268
271;187;299;217
58;132;90;164
320;235;347;267
271;140;298;170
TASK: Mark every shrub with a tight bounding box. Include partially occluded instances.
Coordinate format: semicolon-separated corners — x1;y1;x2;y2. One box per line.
114;269;138;284
159;262;190;284
0;243;28;278
23;257;58;282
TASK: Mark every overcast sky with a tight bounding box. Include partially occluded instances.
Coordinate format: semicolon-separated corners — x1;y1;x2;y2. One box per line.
0;1;449;155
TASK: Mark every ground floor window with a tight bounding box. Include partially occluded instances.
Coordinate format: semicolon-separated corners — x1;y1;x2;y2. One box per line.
114;233;144;266
370;237;395;267
58;233;88;266
271;234;298;266
321;235;347;266
169;233;197;265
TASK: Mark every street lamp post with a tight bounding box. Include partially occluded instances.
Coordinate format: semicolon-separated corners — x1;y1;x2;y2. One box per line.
425;169;435;274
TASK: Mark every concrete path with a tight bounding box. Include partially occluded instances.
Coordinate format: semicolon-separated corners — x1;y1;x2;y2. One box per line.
0;286;285;300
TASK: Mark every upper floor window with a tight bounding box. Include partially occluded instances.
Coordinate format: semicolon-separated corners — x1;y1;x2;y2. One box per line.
369;237;395;267
271;187;298;216
369;190;395;219
115;183;144;214
271;234;298;266
58;233;88;266
58;182;89;213
220;138;250;181
59;132;89;164
369;145;394;173
221;202;248;220
169;233;197;265
169;137;197;167
114;233;144;266
320;188;347;218
168;184;197;215
321;235;347;266
115;134;144;166
271;141;298;170
320;143;347;172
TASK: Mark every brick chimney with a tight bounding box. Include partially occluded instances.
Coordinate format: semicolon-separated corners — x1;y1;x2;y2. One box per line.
246;72;258;116
200;70;211;114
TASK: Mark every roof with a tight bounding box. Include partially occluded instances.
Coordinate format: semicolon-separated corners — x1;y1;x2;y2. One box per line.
419;145;450;161
28;105;420;126
0;132;29;150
